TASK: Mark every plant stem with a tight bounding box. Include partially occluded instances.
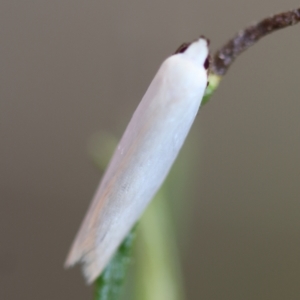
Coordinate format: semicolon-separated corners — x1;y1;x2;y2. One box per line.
134;188;185;300
212;7;300;76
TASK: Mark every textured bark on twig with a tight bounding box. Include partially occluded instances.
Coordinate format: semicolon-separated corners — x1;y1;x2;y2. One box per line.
212;8;300;76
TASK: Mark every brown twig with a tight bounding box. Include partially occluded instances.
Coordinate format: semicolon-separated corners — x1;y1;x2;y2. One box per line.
212;8;300;76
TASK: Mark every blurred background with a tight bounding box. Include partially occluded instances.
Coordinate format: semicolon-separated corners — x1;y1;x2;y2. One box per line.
1;0;300;299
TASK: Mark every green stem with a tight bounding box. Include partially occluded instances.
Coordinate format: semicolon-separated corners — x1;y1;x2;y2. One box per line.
134;188;185;300
201;74;222;106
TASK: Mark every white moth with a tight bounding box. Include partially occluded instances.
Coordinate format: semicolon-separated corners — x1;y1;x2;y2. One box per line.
65;37;209;284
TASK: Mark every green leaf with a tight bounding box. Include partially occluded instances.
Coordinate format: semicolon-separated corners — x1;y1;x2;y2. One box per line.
94;227;136;300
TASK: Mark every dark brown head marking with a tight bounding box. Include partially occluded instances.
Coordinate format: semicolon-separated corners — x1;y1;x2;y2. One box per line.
174;42;191;54
204;56;210;70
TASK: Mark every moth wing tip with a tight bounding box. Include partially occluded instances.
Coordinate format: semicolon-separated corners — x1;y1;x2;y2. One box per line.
64;243;105;285
64;252;76;269
82;262;102;285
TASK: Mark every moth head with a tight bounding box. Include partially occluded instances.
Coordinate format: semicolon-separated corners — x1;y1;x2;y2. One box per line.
175;37;210;72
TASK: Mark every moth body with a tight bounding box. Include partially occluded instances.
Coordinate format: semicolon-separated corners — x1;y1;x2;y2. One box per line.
65;38;209;283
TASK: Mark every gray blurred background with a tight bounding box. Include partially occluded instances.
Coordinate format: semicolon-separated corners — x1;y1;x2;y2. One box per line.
1;0;300;299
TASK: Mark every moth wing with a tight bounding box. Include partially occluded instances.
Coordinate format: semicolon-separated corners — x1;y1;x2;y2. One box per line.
65;38;209;283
